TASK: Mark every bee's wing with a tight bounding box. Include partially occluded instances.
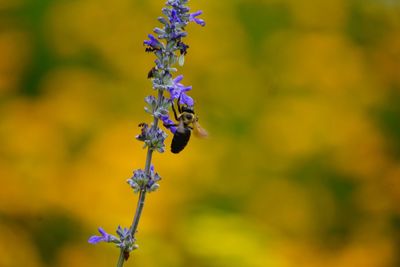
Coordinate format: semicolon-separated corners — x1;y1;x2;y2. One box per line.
193;121;208;138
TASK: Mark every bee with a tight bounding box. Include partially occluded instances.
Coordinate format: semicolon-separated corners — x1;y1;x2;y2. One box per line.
164;99;207;153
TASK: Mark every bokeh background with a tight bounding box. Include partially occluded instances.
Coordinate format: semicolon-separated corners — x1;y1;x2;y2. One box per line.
1;0;400;266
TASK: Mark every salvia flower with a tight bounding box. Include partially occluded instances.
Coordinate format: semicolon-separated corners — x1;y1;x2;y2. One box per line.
189;11;206;26
151;70;173;91
167;75;193;106
161;117;177;134
145;0;205;109
127;166;161;193
147;165;162;192
144;34;164;52
144;95;171;120
169;9;183;25
88;227;119;244
127;169;147;193
116;226;138;252
136;123;167;152
89;1;205;265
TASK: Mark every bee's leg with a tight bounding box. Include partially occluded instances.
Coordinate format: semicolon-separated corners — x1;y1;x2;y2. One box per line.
171;101;180;121
177;95;182;113
163;123;178;129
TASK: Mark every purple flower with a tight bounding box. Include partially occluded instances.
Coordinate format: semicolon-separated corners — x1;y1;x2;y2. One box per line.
169;9;183;25
127;169;147;193
144;34;164;51
162;117;177;134
116;226;135;250
179;93;194;106
166;0;181;8
149;165;161;182
127;166;161;193
169;29;187;40
136;123;167;153
88;0;206;261
88;227;118;244
168;75;191;98
147;165;161;192
189;11;205;26
167;75;194;106
166;0;190;14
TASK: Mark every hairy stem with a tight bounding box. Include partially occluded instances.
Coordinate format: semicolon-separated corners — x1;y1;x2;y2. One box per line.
116;90;163;267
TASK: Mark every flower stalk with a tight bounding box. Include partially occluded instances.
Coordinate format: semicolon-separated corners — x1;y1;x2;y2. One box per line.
88;0;205;266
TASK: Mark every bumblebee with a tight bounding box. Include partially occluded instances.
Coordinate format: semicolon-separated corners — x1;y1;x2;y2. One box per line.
164;99;207;153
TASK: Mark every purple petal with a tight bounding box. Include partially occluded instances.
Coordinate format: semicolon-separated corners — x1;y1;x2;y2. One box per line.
190;10;203;17
144;34;162;49
143;35;153;46
193;18;205;26
98;227;107;237
170;9;182;24
189;10;206;26
167;87;180;99
180;85;192;93
88;235;103;244
169;126;177;134
180;93;194;106
162;117;177;134
173;75;184;83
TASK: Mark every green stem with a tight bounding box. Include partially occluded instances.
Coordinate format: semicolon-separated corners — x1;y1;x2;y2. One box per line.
116;90;163;267
116;249;125;267
131;136;154;226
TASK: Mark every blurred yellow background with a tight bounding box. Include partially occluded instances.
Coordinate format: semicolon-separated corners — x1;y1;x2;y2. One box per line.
1;0;400;266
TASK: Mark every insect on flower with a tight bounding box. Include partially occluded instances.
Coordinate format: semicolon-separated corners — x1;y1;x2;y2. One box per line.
163;97;207;153
89;1;206;264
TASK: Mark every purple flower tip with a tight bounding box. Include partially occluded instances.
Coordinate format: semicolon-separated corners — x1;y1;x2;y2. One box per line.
189;10;206;26
173;75;184;83
98;227;107;236
191;10;203;17
144;34;163;50
162;117;177;134
88;235;103;244
180;93;194;106
88;227;117;244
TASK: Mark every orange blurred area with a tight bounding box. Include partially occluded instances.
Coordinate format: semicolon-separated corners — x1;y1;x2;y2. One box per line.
1;0;400;266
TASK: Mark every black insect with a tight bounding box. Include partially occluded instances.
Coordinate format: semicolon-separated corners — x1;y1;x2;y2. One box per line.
164;99;207;153
147;67;156;79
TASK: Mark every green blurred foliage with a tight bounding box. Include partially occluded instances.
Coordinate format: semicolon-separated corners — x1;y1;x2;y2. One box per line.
1;0;400;266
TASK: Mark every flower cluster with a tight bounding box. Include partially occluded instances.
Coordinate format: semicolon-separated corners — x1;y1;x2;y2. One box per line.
167;75;193;106
136;122;167;152
88;227;119;244
88;227;138;253
127;166;161;193
144;95;171;120
143;0;205;133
